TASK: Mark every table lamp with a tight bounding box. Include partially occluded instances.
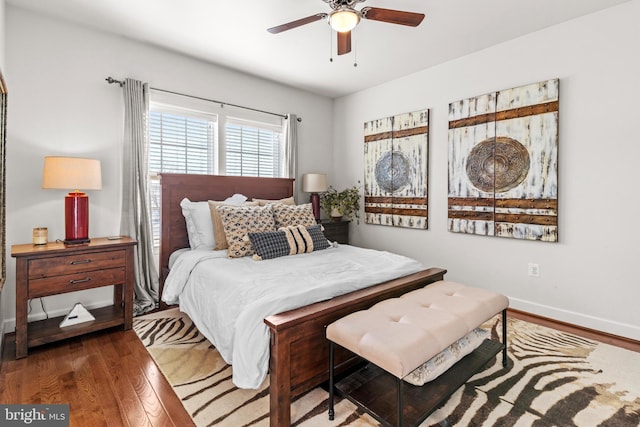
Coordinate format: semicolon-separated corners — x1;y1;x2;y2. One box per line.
42;156;102;245
302;173;328;221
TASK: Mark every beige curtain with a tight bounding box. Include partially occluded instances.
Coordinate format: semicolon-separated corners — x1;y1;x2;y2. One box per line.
283;113;298;180
121;78;158;315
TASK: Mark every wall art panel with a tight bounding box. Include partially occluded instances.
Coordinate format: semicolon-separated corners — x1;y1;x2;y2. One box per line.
448;79;558;242
364;109;428;229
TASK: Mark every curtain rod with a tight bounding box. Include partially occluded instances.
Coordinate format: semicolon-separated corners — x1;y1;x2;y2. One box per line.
105;77;301;122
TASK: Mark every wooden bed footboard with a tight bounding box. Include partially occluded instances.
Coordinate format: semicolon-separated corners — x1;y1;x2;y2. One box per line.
264;267;447;427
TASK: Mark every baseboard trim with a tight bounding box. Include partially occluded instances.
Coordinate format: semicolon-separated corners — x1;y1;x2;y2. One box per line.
3;299;115;333
508;297;640;341
508;308;640;353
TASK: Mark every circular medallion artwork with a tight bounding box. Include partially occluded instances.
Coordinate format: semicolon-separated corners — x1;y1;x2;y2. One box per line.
466;137;530;193
375;150;411;193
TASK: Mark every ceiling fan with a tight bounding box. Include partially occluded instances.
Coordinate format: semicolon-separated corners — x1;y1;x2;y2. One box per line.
267;0;425;56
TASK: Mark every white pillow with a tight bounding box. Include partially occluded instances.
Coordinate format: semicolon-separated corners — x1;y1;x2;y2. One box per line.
225;193;248;204
180;198;215;250
180;195;249;250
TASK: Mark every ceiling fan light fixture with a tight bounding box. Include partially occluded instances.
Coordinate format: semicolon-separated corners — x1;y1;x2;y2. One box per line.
329;9;360;32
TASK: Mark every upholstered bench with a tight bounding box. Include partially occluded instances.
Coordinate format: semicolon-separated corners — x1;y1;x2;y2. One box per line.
326;280;509;427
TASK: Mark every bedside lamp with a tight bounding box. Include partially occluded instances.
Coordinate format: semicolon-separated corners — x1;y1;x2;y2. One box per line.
42;156;102;245
302;173;328;221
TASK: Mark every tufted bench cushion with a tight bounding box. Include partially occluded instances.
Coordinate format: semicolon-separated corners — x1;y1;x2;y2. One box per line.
326;280;509;379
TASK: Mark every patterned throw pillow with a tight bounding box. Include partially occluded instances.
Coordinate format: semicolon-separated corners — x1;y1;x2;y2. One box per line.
216;204;276;258
272;203;316;229
404;328;489;386
209;200;258;250
248;225;331;260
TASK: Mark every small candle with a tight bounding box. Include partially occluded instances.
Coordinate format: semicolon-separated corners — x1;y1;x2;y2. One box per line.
33;227;48;245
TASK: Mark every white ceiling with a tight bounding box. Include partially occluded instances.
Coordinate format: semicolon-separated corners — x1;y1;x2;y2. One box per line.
9;0;630;98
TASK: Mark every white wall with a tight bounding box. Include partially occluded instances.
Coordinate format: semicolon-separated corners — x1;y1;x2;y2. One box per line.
334;0;640;340
1;6;333;330
0;0;5;68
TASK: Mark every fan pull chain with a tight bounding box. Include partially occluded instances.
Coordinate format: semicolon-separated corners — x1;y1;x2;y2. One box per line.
329;26;334;62
353;28;358;67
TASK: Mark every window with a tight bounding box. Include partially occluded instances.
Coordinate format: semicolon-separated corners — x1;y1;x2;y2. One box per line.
225;118;282;177
147;97;285;246
149;111;215;175
148;107;217;246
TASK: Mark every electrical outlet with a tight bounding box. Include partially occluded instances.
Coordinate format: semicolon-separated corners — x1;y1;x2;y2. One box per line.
528;263;540;277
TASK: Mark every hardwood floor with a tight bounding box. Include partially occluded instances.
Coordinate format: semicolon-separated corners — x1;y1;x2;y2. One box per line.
0;310;637;427
0;327;194;427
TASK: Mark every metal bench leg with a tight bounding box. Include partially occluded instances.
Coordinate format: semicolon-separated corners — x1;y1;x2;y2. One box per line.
502;309;508;367
329;341;335;420
397;376;404;427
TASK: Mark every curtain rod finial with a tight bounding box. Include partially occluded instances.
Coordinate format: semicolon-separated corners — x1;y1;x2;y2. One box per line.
105;77;124;87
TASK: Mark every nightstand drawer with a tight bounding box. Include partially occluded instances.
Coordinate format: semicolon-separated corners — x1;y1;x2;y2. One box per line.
28;267;126;298
28;250;126;279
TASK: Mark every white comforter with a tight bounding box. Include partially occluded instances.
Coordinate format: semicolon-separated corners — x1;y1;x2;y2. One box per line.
162;244;424;389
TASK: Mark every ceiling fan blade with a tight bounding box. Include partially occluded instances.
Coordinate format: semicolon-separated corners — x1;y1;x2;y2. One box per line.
337;31;352;55
267;13;327;34
361;7;425;27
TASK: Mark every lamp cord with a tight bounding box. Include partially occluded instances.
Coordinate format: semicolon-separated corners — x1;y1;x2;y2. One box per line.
27;298;50;319
40;298;49;319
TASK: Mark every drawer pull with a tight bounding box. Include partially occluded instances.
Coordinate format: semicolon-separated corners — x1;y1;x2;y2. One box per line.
69;277;91;285
70;259;92;265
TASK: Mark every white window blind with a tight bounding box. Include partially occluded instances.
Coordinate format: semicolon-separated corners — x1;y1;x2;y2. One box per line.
149;110;215;174
148;108;217;245
225;117;282;177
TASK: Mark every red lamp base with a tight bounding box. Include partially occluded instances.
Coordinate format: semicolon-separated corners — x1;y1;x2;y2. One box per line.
310;193;321;222
64;191;91;245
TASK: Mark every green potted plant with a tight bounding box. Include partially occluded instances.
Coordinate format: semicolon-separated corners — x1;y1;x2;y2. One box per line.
320;183;361;223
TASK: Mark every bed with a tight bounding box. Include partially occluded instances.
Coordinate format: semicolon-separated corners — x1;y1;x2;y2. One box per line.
158;173;447;426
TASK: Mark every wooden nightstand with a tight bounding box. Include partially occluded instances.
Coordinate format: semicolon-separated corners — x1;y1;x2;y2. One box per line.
320;220;350;244
11;236;136;358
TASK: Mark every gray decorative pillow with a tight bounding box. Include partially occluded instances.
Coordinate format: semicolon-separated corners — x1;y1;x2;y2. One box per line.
216;204;276;258
272;203;316;229
248;224;330;260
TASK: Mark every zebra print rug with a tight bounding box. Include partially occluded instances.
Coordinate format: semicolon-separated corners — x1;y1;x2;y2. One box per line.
133;309;640;426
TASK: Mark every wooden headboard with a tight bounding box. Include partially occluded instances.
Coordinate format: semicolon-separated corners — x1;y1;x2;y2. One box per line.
158;173;295;300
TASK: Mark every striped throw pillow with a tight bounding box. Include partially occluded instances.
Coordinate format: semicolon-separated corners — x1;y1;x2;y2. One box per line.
248;225;330;260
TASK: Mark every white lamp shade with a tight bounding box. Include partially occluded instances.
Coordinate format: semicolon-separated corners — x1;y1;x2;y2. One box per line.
42;156;102;190
302;173;328;193
330;9;360;32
